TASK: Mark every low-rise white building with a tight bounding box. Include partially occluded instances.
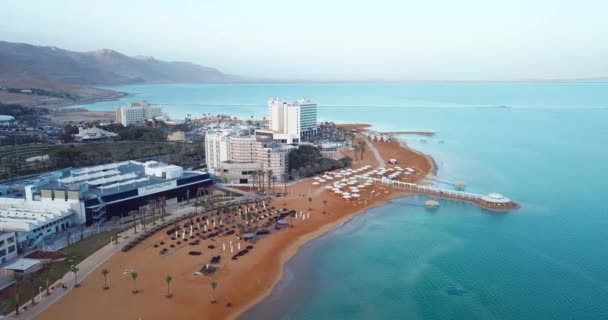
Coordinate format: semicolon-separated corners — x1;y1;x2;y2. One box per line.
0;161;212;250
75;126;118;141
0;232;18;264
115;101;163;126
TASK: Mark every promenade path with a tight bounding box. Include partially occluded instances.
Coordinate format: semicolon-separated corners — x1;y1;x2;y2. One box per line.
363;137;385;167
11;203;199;320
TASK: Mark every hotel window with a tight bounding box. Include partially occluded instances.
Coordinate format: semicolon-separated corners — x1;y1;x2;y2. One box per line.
8;245;15;253
7;237;14;244
0;249;5;257
0;240;4;246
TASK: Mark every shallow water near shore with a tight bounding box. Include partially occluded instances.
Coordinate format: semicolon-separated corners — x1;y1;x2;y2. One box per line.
80;82;608;319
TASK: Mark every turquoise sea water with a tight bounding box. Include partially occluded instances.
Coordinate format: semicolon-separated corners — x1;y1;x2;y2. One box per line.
81;83;608;319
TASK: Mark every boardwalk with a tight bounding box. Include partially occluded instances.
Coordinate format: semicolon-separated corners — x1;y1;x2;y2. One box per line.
358;176;519;211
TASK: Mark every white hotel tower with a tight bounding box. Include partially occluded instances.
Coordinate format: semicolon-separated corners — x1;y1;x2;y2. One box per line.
267;98;317;142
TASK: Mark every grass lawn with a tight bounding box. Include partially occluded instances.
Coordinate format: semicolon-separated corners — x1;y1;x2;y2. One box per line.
0;231;116;316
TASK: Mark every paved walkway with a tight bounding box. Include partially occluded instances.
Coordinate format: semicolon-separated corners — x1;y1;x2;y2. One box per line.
10;202;198;320
363;137;385;168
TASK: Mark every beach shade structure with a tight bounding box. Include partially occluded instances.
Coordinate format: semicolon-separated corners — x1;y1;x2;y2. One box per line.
319;179;326;183
357;184;366;188
314;177;321;180
312;182;320;186
425;200;440;210
454;181;466;190
406;167;415;172
352;194;361;198
481;193;511;204
342;195;352;199
325;185;334;189
277;219;288;225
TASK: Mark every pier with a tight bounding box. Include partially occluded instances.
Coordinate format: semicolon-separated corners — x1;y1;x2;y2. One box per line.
357;176;519;212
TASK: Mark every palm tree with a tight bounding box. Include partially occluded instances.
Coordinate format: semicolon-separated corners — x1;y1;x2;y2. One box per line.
250;171;258;190
308;197;312;213
258;170;265;192
71;265;80;287
281;173;288;195
42;261;52;295
272;176;277;195
358;140;366;159
289;210;296;227
165;275;173;297
323;200;328;214
101;268;110;290
131;271;139;293
210;280;218;303
267;170;273;193
14;274;23;315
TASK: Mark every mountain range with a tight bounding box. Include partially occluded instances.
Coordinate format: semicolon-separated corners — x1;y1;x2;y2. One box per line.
0;41;234;86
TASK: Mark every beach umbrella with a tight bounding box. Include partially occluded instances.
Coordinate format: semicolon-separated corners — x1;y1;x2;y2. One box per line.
238;242;241;250
204;225;207;232
222;243;226;251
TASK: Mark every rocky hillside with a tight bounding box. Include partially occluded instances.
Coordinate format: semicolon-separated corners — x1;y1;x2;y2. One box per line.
0;41;233;85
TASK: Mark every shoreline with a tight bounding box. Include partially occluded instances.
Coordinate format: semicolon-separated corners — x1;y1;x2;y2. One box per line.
35;124;515;320
45;90;132;109
233;190;410;320
231;137;435;319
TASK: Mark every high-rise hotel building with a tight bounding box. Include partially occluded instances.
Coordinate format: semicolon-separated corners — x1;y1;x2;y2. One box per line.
267;98;317;143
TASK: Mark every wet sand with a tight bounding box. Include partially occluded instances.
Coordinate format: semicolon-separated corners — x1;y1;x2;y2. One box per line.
36;126;434;320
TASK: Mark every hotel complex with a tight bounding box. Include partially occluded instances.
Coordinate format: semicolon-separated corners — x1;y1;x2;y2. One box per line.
0;161;211;251
264;98;318;144
205;127;294;183
115;101;163;126
204;98;318;184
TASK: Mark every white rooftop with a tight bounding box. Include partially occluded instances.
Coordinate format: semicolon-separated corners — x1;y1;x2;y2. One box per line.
3;258;41;272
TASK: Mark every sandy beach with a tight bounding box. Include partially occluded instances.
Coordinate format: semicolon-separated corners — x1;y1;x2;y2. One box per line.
35;126;435;320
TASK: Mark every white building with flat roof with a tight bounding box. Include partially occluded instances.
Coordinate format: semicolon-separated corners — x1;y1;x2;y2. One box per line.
205;129;234;174
205;127;293;182
115;101;163;126
0;161;212;250
0;232;18;264
267;98;317;141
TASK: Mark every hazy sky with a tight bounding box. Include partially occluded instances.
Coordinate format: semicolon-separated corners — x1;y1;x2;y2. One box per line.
1;0;607;81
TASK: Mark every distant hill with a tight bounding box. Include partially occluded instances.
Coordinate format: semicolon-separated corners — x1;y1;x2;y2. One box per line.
0;41;235;85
